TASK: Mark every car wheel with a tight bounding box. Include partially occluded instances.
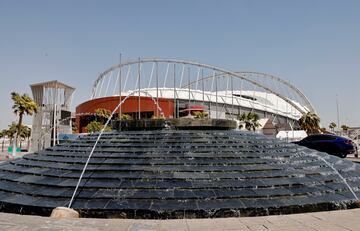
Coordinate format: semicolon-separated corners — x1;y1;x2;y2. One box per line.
339;153;347;158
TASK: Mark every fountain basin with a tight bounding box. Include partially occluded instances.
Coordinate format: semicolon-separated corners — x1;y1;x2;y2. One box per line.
0;130;359;218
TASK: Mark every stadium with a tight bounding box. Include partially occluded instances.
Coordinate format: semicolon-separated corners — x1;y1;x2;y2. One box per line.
75;58;315;135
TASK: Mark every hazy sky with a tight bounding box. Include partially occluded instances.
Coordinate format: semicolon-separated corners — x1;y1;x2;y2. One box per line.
0;0;359;130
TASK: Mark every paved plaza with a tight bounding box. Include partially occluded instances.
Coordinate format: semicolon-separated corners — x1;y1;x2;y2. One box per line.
0;208;360;231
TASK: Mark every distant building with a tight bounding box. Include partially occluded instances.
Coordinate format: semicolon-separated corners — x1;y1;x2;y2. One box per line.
30;81;75;152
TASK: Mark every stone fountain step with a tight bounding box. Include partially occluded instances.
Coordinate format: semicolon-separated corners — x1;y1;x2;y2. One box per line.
0;170;349;188
0;179;350;199
0;164;342;181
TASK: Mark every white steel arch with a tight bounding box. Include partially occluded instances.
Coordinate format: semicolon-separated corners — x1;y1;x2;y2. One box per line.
238;71;315;113
182;71;315;114
91;58;315;118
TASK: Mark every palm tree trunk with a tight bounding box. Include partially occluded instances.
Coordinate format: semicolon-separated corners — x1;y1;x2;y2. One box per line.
16;113;23;147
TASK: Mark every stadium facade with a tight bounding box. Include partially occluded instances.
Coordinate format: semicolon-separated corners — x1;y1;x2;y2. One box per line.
76;58;315;135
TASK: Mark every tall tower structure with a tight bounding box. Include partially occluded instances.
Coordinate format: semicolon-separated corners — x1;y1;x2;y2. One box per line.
30;81;75;152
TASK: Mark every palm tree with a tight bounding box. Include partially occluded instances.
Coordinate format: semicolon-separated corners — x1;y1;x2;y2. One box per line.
72;121;78;133
86;121;102;133
86;121;111;133
341;125;349;131
11;92;38;146
298;112;320;134
0;130;5;152
5;122;18;143
4;123;31;148
329;122;336;132
119;114;133;120
193;111;209;119
238;112;261;131
341;124;349;136
13;124;31;148
19;126;31;148
320;127;327;133
341;125;349;135
95;108;111;124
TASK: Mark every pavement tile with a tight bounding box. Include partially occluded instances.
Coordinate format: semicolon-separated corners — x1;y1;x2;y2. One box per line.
186;218;219;231
265;226;315;231
348;209;360;215
290;213;322;222
158;219;188;231
328;219;360;231
212;218;248;230
127;222;159;231
290;213;352;231
246;224;269;231
238;217;272;226
291;220;350;231
265;215;303;226
102;219;134;231
310;210;351;221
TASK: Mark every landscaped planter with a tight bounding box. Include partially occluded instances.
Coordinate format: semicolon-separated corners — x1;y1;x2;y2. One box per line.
169;118;237;130
112;119;166;131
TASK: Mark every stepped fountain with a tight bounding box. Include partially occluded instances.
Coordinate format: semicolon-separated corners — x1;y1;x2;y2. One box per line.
0;118;359;218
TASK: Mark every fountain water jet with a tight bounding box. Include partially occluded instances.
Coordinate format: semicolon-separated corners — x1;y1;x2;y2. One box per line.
68;89;164;208
305;151;359;201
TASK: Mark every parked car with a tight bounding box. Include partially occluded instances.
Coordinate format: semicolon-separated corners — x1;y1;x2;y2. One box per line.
292;134;355;158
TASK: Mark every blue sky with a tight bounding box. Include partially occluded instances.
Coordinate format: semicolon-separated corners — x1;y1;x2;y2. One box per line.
0;0;359;129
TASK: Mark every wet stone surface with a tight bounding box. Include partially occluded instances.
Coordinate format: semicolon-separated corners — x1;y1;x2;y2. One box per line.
0;130;359;218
